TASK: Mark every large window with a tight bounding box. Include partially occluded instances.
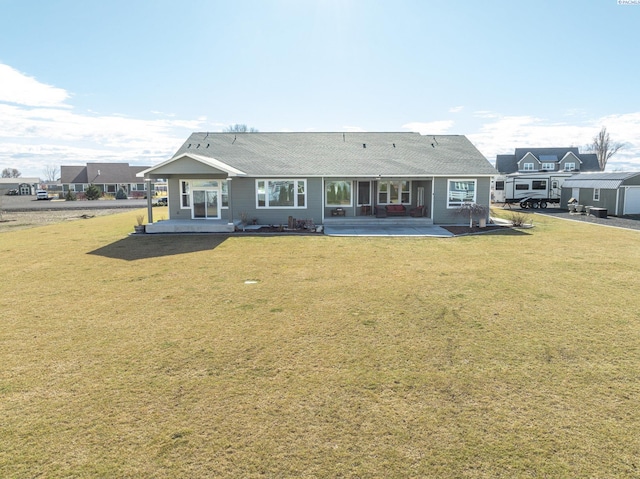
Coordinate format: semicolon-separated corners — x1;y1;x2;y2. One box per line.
532;180;547;190
541;162;555;170
564;162;576;171
377;180;410;204
447;179;476;207
257;179;306;208
180;179;228;209
326;180;352;206
523;163;534;171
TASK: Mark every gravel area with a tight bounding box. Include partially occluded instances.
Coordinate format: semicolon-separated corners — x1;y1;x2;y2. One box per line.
0;209;131;233
0;195;147;232
516;207;640;231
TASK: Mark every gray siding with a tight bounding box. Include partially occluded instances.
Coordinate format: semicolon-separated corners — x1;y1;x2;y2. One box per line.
167;175;490;225
231;177;323;225
432;177;491;224
561;187;622;215
624;176;640;186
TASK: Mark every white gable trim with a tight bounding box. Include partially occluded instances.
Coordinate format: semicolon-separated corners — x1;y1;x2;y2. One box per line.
560;151;583;164
138;153;247;177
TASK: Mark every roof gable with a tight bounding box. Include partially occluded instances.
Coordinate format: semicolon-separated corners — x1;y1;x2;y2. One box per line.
518;152;539;166
560;151;582;164
140;153;246;177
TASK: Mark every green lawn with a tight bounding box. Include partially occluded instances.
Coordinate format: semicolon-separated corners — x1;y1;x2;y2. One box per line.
2;209;640;478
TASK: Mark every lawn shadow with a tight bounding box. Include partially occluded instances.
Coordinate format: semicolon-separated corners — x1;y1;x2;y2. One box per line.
88;234;229;261
486;227;532;236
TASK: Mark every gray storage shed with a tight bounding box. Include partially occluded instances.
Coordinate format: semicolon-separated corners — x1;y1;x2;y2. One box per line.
561;172;640;216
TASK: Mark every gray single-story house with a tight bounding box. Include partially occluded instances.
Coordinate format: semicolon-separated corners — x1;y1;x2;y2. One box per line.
561;172;640;216
139;132;497;233
60;163;150;198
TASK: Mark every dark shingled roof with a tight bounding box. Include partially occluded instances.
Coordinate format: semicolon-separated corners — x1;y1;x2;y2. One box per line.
496;148;600;174
61;163;148;184
158;132;497;177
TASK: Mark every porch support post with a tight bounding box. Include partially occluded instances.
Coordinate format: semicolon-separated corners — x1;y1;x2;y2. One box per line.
145;178;153;224
227;177;234;226
321;177;326;225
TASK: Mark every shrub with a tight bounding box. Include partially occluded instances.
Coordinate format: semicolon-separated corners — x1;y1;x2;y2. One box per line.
510;212;528;227
115;189;128;200
85;184;101;201
65;190;77;201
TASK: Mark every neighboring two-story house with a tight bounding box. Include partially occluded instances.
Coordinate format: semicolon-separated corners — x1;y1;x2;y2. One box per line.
492;148;601;205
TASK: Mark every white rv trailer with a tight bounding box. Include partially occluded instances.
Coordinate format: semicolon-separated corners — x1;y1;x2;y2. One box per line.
492;172;574;208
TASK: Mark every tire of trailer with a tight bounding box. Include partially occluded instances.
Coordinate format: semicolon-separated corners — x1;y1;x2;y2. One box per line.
520;202;528;209
532;201;540;209
540;201;547;209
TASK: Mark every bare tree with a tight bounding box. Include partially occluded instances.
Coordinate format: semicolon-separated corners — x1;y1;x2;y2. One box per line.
1;168;21;178
589;127;623;171
224;124;258;133
44;165;60;182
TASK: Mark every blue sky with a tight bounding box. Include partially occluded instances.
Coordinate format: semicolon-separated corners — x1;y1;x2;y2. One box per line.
1;0;640;178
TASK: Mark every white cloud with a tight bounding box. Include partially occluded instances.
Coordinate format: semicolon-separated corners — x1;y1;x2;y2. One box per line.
468;113;640;171
0;64;70;108
0;63;213;176
402;120;454;135
449;106;464;113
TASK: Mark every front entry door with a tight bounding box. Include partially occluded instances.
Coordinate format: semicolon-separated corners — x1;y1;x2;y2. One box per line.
357;181;372;216
192;190;219;219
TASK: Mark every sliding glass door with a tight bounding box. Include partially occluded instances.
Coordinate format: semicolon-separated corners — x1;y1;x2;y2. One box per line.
192;189;219;219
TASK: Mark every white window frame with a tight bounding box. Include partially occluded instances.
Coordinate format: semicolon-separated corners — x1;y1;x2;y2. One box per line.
256;179;307;209
564;162;576;171
593;188;600;201
541;162;555;170
447;179;477;208
180;180;191;208
179;179;228;209
523;163;534;171
377;180;411;205
325;180;353;207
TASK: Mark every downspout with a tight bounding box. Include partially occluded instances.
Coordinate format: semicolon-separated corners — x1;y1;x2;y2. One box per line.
431;177;435;222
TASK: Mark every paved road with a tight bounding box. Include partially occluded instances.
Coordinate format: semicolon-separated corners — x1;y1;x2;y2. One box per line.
1;195;148;211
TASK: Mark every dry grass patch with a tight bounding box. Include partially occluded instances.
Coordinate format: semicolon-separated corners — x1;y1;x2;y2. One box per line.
1;210;640;477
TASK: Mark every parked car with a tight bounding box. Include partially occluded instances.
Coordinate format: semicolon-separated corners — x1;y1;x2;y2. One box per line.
7;189;18;195
36;190;50;200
